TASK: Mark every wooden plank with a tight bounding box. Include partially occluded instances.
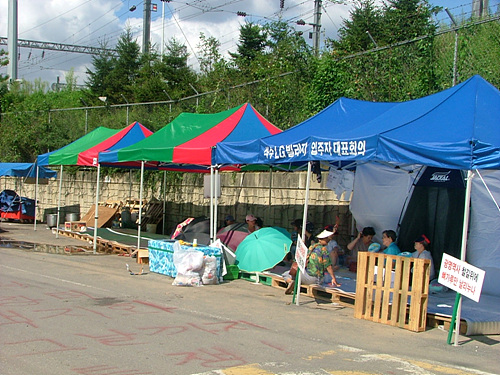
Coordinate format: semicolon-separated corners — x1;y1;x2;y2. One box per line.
354;250;368;318
81;204;118;228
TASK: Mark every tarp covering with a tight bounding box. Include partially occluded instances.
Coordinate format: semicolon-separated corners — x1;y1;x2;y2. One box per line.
99;103;281;171
0;163;57;179
214;75;500;170
37;123;152;167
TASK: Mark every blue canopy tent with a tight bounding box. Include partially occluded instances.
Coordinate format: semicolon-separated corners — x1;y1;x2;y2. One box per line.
214;76;500;329
0;163;57;179
0;162;58;227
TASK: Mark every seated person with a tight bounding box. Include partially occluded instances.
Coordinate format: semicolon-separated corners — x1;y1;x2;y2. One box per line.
381;230;401;255
346;226;375;266
283;229;341;294
324;224;340;270
289;219;315;258
224;215;235;226
412;234;436;280
246;214;260;233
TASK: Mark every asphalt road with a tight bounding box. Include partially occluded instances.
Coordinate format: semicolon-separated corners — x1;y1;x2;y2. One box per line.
1;244;499;375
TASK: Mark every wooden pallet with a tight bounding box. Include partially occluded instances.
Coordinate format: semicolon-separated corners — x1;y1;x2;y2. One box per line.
354;253;430;332
56;229;134;255
427;313;467;335
311;286;356;307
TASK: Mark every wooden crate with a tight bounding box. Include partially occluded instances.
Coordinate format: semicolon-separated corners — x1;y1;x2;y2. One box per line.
354;252;430;332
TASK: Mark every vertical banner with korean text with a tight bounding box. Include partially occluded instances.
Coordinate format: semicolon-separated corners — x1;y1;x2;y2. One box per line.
296;235;308;274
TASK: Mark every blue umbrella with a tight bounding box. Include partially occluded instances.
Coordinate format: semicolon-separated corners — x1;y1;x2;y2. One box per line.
235;227;291;272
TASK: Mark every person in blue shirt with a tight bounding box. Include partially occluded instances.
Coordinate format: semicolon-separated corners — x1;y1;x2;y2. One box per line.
382;230;401;255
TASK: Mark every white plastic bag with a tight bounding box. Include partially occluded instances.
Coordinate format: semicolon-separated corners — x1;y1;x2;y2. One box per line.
201;256;218;285
172;241;203;287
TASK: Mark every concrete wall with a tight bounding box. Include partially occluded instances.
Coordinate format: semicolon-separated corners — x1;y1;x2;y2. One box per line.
1;169;353;247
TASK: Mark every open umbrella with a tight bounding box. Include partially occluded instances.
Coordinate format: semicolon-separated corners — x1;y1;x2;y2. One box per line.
235;227;292;272
216;222;250;252
174;216;210;245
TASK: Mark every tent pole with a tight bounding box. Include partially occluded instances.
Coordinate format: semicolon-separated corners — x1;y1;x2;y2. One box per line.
162;170;166;235
137;161;145;251
210;166;214;242
55;165;63;239
268;167;272;208
214;167;219;243
93;164;101;254
453;169;473;346
295;161;312;306
34;165;39;231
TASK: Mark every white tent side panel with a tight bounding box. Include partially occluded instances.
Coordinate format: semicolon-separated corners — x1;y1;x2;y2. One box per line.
468;170;500;297
349;162;419;245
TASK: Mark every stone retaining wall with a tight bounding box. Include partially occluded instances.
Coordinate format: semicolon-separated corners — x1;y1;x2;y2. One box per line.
1;169;353;247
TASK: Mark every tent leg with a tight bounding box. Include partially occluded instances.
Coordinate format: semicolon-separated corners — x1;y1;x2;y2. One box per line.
137;161;145;251
454;169;473;346
34;165;39;231
93;164;101;254
56;165;63;239
162;170;166;235
295;161;312;306
214;168;219;243
210;166;214;242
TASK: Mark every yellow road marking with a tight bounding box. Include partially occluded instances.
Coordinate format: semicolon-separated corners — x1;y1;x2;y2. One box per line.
303;349;337;360
408;359;485;375
327;372;375;375
222;364;275;375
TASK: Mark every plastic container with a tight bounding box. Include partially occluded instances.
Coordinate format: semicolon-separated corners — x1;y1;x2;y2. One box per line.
47;214;58;228
65;213;80;222
223;265;240;280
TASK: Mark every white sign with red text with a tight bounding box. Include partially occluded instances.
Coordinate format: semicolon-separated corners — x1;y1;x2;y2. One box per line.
296;235;308;274
438;253;485;302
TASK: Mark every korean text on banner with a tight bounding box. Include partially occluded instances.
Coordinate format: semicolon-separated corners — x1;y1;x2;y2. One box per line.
296;235;308;274
438;253;485;302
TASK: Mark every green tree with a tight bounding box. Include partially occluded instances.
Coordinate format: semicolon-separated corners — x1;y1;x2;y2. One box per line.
230;22;267;69
160;38;197;99
85;40;116;102
109;29;141;102
328;0;383;53
0;50;10;112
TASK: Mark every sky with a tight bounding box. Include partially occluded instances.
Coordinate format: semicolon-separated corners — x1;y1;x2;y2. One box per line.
1;0;499;88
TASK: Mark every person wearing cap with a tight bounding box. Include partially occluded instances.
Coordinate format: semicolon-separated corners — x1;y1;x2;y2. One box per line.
412;234;435;280
224;215;236;226
346;226;376;267
290;219;315;255
381;230;401;255
245;214;260;233
284;229;341;294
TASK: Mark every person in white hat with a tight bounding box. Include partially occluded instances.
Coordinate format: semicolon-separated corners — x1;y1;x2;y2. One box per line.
284;229;341;294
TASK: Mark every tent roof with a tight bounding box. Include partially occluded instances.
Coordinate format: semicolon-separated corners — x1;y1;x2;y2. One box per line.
37;123;152;167
214;75;500;170
99;103;281;171
0;163;57;179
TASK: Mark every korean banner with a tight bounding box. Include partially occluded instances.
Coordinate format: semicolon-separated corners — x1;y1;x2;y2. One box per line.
438;253;485;302
296;235;308;274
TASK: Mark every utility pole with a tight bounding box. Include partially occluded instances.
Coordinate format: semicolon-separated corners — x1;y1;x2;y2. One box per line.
142;0;151;54
472;0;489;18
7;0;18;82
312;0;322;56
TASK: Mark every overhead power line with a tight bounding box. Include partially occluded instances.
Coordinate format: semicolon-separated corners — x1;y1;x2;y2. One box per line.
0;37;116;55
